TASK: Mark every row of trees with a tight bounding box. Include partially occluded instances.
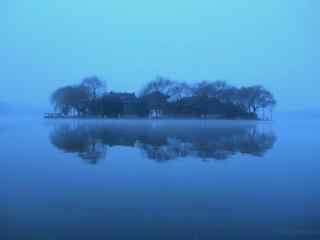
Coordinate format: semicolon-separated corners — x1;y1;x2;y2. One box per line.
51;76;276;119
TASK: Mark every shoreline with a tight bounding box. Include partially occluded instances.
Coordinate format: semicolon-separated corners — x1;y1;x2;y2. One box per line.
43;116;265;121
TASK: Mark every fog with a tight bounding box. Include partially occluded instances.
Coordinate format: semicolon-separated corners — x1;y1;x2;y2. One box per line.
1;0;319;113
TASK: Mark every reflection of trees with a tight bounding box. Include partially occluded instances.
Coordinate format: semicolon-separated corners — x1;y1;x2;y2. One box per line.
49;122;276;163
50;125;107;164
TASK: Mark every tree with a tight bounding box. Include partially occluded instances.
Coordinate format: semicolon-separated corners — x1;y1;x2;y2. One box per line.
140;76;188;98
51;77;276;120
238;85;276;116
259;89;276;120
81;76;106;99
51;86;73;115
141;91;169;117
140;76;193;103
70;85;91;116
173;96;210;117
140;76;174;97
98;94;124;117
167;82;193;101
192;80;228;99
51;85;90;116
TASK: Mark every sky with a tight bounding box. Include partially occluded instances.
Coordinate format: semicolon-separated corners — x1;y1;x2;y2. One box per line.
1;0;319;111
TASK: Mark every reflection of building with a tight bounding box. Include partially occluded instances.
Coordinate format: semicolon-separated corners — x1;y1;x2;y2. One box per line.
149;109;163;119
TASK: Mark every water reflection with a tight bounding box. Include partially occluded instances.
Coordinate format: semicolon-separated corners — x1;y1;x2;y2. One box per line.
49;121;276;163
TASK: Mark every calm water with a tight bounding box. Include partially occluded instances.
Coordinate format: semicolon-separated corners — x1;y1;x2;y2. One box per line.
1;118;320;239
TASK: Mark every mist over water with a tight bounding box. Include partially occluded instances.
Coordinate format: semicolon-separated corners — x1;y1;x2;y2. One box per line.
2;118;320;239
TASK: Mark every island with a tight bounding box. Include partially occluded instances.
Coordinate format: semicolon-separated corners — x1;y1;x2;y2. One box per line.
49;76;276;120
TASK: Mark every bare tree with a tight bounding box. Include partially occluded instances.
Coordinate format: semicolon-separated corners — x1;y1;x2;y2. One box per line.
238;85;276;117
192;80;228;99
81;76;106;99
140;76;174;96
140;76;193;101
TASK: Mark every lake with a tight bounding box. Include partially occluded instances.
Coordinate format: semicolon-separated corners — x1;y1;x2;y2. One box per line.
1;118;320;239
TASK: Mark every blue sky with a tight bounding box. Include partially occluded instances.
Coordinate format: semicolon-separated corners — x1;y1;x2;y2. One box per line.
1;0;319;111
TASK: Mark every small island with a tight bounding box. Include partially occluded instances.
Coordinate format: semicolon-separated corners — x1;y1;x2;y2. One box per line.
49;76;276;120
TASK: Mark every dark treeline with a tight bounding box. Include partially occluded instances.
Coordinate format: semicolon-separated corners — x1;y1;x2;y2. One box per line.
51;76;276;120
50;121;276;164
